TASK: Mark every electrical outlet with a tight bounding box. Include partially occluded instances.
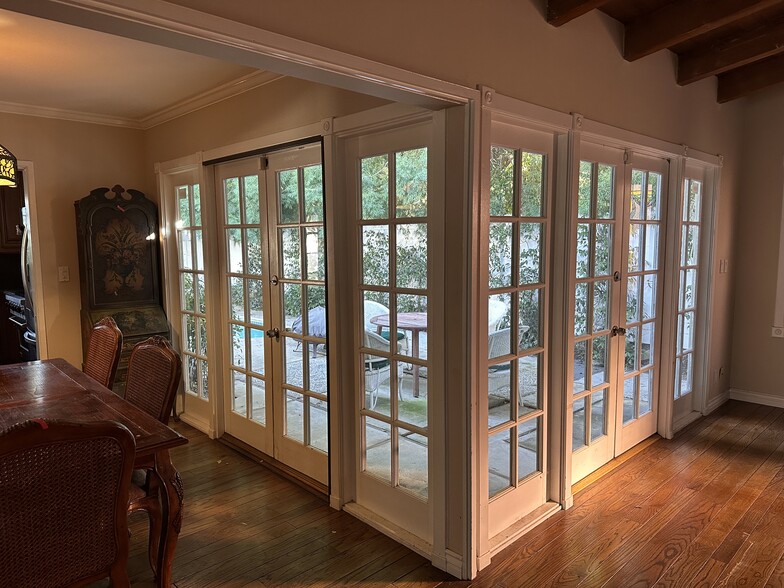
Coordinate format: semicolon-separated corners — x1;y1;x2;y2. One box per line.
718;366;726;378
58;266;70;282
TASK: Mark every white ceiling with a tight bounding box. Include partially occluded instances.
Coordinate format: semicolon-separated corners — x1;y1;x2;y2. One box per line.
1;9;260;127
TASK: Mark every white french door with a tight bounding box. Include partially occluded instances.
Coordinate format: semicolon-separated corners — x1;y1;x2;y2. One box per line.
160;166;213;428
571;144;668;482
672;163;707;424
344;117;443;544
485;124;551;537
215;144;328;485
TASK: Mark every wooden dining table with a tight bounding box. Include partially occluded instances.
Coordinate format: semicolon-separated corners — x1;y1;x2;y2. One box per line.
0;358;188;587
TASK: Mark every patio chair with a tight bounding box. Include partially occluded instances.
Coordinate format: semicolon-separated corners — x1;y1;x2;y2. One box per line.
487;298;508;332
487;326;533;410
363;299;407;350
83;316;123;389
0;419;135;588
363;329;403;410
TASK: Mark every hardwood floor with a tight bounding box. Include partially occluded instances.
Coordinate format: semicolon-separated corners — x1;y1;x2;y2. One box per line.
125;400;784;586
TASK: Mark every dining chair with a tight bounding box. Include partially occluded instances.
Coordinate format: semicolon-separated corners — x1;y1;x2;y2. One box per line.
83;315;123;390
0;419;135;588
123;335;182;425
124;335;182;578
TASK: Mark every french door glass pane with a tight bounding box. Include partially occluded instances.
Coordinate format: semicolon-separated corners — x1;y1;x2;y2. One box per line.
361;155;389;220
489;428;512;497
309;397;328;451
518;418;539;481
364;416;392;483
232;371;246;415
397;224;427;288
518;354;541;416
363;226;390;286
490;146;514;216
593;281;609;332
396;148;427;218
573;397;587;451
399;429;428;497
520;152;545;217
519;223;542;284
590;390;607;441
490;222;513;287
594;224;613;276
250;377;265;423
285;390;305;442
519;289;540;350
278;169;299;224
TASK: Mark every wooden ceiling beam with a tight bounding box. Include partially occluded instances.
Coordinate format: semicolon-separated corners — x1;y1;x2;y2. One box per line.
717;53;784;102
678;20;784;84
624;0;782;62
546;0;612;27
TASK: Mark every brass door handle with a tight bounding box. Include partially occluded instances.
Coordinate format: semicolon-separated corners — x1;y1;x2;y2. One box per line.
611;325;627;337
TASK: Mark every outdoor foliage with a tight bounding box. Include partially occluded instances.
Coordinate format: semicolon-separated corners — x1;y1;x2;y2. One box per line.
361;148;428;312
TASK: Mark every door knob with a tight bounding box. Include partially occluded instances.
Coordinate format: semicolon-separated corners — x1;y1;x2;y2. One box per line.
611;325;627;337
265;327;280;341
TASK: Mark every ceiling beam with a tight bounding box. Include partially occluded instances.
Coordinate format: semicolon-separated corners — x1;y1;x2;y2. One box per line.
678;20;784;84
546;0;612;27
624;0;782;62
717;53;784;102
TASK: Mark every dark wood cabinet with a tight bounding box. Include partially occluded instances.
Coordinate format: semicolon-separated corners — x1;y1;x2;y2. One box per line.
75;185;169;394
0;176;24;252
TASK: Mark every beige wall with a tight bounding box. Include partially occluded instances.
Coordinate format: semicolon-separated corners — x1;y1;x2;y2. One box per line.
142;77;388;182
165;0;743;402
730;85;784;397
0;113;147;368
7;78;383;369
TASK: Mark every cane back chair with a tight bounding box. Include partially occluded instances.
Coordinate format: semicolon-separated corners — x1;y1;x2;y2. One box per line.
0;419;135;588
83;316;123;390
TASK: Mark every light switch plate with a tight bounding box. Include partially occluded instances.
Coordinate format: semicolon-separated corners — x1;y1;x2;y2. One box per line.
58;266;70;282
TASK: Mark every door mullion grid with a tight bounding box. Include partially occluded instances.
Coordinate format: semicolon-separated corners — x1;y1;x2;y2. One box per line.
674;177;699;399
298;169;312;446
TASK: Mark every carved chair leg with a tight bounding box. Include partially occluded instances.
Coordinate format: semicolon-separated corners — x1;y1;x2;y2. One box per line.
147;499;162;578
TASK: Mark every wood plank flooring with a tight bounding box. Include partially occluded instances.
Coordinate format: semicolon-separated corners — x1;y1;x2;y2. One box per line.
123;400;784;586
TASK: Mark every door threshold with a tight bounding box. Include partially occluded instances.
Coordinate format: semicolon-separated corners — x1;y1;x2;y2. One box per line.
219;434;329;499
572;434;660;495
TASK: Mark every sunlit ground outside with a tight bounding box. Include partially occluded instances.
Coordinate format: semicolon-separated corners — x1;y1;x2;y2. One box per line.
229;328;430;496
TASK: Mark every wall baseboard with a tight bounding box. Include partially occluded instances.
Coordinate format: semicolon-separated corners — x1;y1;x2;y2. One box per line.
444;549;464;579
179;412;213;437
730;388;784;408
673;410;703;434
705;390;730;414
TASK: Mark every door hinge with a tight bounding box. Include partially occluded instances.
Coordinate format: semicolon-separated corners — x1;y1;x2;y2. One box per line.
623;150;630;164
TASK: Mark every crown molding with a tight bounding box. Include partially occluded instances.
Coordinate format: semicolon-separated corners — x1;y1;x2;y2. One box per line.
0;70;283;130
0;100;142;128
140;70;283;129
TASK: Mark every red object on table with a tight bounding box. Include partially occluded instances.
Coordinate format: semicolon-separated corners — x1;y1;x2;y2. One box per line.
0;358;188;587
369;312;427;398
